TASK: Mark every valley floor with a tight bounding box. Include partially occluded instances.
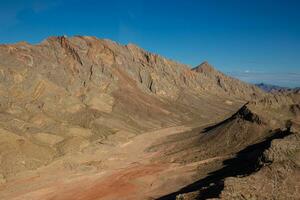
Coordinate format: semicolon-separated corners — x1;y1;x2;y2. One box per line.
0;107;241;200
1;103;298;200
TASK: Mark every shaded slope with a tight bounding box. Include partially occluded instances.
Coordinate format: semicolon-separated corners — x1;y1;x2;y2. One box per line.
157;128;292;200
217;121;300;200
147;104;268;166
154;99;300;200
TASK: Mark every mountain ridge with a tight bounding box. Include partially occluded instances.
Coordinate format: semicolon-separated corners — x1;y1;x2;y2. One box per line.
0;35;299;200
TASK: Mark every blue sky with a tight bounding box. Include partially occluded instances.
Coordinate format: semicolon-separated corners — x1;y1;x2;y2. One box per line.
0;0;299;87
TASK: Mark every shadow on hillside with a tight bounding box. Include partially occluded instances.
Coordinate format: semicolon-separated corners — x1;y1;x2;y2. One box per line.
157;129;291;200
202;104;247;133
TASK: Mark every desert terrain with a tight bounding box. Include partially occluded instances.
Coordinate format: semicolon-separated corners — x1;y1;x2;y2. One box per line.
0;36;299;199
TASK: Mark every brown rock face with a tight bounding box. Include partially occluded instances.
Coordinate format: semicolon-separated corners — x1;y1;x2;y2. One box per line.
218;126;300;200
0;36;299;200
192;61;265;100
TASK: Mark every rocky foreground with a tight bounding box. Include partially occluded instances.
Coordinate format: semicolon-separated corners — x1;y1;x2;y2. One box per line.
0;36;299;199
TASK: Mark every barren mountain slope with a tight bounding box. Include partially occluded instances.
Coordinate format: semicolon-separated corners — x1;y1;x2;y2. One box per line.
0;36;245;180
158;109;299;200
217;121;300;200
0;36;299;200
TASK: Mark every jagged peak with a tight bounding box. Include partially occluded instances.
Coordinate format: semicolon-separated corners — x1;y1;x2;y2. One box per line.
125;43;155;57
126;43;140;49
192;61;218;74
44;35;66;41
237;104;262;124
40;35;67;46
0;40;32;47
42;35;95;45
15;41;31;46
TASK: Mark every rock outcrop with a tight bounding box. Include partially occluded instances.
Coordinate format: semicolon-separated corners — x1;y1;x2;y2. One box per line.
217;122;300;200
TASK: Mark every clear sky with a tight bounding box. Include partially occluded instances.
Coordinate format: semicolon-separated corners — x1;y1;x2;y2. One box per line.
0;0;299;87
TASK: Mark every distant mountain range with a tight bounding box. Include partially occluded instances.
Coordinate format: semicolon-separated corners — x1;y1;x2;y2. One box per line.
255;82;299;92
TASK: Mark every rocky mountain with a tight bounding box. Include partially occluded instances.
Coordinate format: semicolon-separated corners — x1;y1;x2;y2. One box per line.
192;61;264;99
255;82;288;92
255;82;300;93
0;36;299;200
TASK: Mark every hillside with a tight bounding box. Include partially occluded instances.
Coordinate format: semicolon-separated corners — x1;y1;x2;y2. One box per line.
0;36;299;200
